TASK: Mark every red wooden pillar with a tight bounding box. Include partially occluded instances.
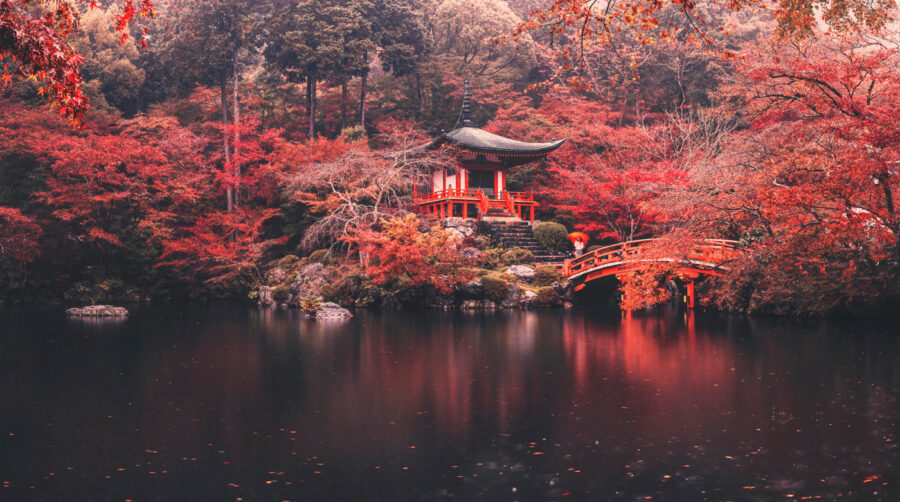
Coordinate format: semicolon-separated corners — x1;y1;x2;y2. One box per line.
686;280;696;309
493;170;499;199
462;202;468;218
529;206;535;221
442;168;447;196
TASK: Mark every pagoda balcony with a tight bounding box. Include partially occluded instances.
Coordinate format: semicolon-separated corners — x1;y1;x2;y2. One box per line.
413;188;537;221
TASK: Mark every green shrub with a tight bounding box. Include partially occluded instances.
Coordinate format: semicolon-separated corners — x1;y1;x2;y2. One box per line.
300;295;323;315
272;285;290;304
533;222;570;251
482;275;511;303
533;264;559;287
482;247;506;269
321;273;359;305
535;286;560;307
339;125;366;141
308;249;331;264
274;254;301;270
501;247;534;266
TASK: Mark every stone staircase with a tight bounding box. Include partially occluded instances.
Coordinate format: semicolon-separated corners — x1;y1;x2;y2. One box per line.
484;221;566;263
484;207;512;218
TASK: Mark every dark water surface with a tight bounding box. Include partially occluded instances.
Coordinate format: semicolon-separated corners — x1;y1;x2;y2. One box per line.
1;304;898;501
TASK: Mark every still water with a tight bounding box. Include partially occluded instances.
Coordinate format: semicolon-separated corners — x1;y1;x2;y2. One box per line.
1;304;898;501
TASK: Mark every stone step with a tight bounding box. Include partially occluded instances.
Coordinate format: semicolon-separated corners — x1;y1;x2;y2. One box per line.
493;228;532;233
480;221;565;263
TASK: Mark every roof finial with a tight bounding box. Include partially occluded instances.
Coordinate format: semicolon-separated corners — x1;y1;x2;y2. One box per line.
461;79;476;128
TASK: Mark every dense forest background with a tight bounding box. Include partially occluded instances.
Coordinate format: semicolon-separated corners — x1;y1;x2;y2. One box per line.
1;0;898;314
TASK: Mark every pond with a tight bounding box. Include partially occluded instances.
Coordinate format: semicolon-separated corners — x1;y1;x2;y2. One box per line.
1;304;898;501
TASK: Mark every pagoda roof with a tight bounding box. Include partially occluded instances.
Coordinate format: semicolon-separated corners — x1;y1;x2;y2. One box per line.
436;126;566;157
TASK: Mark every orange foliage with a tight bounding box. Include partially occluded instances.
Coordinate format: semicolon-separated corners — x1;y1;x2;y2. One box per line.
343;214;474;294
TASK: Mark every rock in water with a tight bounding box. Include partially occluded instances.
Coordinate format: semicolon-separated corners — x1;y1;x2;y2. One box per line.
66;305;129;317
258;286;275;307
460;280;484;299
315;302;353;320
501;282;521;308
520;290;538;308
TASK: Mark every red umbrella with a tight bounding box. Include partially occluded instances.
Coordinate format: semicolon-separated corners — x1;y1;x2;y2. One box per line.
568;231;589;245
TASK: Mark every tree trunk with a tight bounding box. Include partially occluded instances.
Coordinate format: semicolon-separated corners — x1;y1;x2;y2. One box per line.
221;81;233;212
233;54;241;209
340;81;348;131
307;74;317;139
359;70;367;130
415;73;423;118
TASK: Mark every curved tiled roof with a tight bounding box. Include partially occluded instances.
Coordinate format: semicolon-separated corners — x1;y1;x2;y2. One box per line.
441;127;566;156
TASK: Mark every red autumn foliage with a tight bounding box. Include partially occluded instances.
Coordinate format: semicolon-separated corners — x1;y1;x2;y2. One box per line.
0;100;286;290
0;0;156;125
488;94;680;242
343;214;474;294
0;206;41;264
639;34;900;314
507;0;894;92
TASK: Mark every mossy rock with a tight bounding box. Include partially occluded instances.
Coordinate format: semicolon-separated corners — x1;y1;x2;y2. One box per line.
473;235;492;249
533;222;570;251
533;264;559;287
481;275;511;303
535;286;561;307
501;247;534;266
481;247;507;269
321;273;363;305
272;285;291;304
308;249;331;264
274;254;301;270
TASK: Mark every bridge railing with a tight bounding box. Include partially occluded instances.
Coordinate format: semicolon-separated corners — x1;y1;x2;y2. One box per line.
562;238;738;278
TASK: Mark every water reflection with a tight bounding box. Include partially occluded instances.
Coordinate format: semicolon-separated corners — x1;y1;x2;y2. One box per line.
0;306;897;501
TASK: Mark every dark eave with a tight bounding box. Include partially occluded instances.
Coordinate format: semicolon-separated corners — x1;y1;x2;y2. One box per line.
434;126;566;157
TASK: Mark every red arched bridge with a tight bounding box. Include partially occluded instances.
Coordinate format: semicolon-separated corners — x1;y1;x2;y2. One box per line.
560;239;739;308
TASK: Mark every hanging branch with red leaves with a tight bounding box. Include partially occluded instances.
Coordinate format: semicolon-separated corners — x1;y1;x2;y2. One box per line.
0;0;156;126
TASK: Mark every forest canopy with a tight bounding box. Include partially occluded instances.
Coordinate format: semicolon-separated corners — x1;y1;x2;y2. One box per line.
1;0;898;315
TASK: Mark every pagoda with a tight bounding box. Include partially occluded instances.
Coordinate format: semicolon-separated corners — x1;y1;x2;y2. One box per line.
414;81;565;222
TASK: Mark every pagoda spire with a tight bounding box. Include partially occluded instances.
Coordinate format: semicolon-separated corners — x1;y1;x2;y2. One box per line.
460;79;476;128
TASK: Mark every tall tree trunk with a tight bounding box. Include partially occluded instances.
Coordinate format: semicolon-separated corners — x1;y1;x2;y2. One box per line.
233;55;241;209
359;69;367;130
307;74;317;139
340;81;348;131
221;81;233;212
415;73;423;119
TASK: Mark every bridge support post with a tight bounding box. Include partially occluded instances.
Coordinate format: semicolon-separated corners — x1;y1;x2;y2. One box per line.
686;280;696;309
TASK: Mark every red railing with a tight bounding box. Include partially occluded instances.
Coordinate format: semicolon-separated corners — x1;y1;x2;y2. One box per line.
562;239;739;278
415;189;537;204
415;189;537;220
504;191;535;202
476;190;489;215
502;190;515;214
415;188;482;202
